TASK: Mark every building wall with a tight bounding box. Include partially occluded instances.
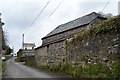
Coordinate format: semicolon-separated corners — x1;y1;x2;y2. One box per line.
24;46;33;50
42;25;86;46
35;41;66;65
66;31;120;66
42;18;105;46
35;46;48;65
47;41;66;65
35;18;106;66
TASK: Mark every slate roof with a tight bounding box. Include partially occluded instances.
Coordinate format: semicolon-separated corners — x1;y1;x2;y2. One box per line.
42;12;106;39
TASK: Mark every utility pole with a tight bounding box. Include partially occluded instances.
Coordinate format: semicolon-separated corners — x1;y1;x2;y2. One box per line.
22;34;24;49
12;46;14;56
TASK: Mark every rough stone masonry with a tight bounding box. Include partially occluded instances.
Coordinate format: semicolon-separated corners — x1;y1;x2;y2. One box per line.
35;12;107;66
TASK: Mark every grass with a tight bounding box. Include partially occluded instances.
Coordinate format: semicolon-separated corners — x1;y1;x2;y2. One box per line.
0;60;2;78
2;61;6;77
15;58;21;62
36;62;120;78
5;55;12;61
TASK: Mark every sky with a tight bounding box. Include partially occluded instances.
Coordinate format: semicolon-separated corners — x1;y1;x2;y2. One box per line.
0;0;119;53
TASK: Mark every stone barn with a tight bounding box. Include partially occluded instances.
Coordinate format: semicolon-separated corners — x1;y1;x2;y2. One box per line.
35;12;107;66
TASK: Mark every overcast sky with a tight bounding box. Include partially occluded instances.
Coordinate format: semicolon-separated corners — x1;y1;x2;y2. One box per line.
0;0;119;53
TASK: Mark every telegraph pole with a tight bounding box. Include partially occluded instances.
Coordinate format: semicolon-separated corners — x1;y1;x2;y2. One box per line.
22;34;24;49
12;46;14;56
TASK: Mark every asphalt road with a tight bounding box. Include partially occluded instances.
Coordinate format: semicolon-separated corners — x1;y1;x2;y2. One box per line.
5;58;68;78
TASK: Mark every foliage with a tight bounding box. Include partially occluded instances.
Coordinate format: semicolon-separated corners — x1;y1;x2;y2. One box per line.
2;62;6;77
2;31;12;55
15;58;21;62
82;64;111;78
15;57;26;62
5;55;12;60
5;47;13;55
2;31;8;50
24;56;37;67
110;62;120;78
73;16;120;41
36;62;120;78
95;16;120;34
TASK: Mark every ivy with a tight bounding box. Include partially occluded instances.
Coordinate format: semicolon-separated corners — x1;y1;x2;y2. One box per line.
72;16;120;41
95;16;120;34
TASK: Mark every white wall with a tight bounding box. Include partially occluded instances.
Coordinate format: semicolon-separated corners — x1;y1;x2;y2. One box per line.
24;46;33;50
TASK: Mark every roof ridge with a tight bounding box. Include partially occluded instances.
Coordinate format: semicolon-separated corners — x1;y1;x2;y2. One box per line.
42;12;105;39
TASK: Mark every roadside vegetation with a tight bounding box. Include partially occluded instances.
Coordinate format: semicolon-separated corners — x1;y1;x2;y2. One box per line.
24;60;120;78
2;61;6;77
15;58;21;62
1;30;12;78
36;62;120;78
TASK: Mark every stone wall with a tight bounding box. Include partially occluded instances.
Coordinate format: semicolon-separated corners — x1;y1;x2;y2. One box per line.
35;18;106;66
35;46;48;65
66;31;120;67
47;41;66;65
35;41;66;65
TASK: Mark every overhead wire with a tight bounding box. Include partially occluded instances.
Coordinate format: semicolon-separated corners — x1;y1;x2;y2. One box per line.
47;0;64;18
16;0;63;51
101;0;111;13
29;0;51;27
32;0;64;34
13;0;64;52
24;0;51;34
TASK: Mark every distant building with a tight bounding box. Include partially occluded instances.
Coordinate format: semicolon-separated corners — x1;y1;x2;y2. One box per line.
17;43;35;58
35;12;107;65
23;43;35;50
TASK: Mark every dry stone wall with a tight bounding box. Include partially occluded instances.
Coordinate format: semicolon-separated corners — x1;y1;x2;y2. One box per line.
35;17;120;67
66;30;120;67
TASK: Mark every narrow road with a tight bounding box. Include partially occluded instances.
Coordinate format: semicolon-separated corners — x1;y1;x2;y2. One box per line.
5;58;68;78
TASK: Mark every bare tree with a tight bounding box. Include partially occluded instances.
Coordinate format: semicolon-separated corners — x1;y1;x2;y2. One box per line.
2;31;8;50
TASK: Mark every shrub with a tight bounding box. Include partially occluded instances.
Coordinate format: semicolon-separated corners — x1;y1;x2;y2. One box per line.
24;56;37;67
110;62;120;78
59;63;71;73
36;62;120;78
95;16;120;34
72;66;83;77
81;63;111;78
15;58;21;62
73;16;120;41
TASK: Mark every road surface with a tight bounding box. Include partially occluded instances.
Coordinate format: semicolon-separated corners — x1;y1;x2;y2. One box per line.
5;58;68;78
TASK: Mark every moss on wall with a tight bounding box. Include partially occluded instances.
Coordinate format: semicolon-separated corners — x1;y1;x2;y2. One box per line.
34;16;120;78
66;16;120;65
